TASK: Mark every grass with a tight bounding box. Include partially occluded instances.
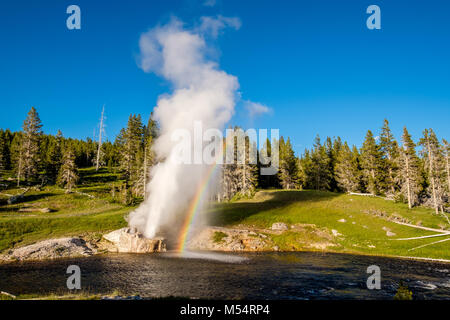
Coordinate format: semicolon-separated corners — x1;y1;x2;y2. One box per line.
212;231;228;243
209;190;450;260
1;168;449;261
0;167;134;252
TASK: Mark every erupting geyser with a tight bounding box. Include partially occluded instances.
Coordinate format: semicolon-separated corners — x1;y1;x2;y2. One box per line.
128;16;242;249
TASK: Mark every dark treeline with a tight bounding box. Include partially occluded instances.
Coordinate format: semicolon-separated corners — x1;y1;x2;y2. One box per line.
0;107;158;203
219;120;449;216
290;120;448;214
1;108;449;214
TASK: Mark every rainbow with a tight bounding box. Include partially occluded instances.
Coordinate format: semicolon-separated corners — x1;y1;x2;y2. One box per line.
176;163;219;252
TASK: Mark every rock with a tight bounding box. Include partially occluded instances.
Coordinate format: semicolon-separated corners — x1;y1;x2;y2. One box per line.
331;229;341;237
102;295;143;300
103;228;126;244
103;227;166;253
307;242;335;250
386;231;396;237
273;246;279;251
0;238;95;261
271;222;288;231
18;207;52;213
188;227;270;252
338;219;346;223
0;291;16;299
415;281;437;290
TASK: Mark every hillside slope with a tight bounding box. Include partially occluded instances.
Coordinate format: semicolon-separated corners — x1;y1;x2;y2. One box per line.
210;190;450;260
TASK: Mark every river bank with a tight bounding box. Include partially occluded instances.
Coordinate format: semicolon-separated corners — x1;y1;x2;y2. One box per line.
1;189;449;262
1;222;450;264
1;251;449;300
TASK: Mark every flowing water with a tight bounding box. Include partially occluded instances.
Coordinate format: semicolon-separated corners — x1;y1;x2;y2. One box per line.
0;252;449;299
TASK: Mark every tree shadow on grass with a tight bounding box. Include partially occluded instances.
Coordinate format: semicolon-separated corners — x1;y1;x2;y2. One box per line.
0;193;56;209
210;190;341;226
78;168;120;186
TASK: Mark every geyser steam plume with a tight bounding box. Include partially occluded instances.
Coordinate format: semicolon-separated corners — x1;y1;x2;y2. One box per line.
128;17;241;241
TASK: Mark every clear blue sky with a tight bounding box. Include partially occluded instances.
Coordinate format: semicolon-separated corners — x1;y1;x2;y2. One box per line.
1;0;449;154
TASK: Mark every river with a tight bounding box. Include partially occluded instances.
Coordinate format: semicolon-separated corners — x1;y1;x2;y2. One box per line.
0;251;449;299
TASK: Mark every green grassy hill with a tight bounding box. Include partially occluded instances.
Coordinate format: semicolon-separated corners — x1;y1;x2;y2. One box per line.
1;168;449;261
211;190;450;260
0;168;132;252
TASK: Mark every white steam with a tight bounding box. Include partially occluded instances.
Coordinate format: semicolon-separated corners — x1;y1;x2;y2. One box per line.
128;17;240;239
244;100;272;118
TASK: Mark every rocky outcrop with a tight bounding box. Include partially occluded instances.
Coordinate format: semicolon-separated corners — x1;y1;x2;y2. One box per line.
0;238;95;262
271;222;288;231
187;227;269;251
102;228;166;253
188;224;337;252
382;227;397;237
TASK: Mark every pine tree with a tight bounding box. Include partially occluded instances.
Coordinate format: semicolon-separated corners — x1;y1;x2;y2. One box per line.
258;137;279;189
118;114;145;197
419;129;445;214
237;134;258;196
278;137;299;189
141;118;158;199
324;137;338;191
380;119;400;195
443;139;450;199
335;143;362;192
0;129;13;170
330;137;343;191
143;114;159;198
45;130;63;183
20;107;43;183
58;147;79;192
298;149;312;190
398;127;421;209
0;130;7;171
220;128;258;200
307;135;331;191
83;137;97;168
10;132;24;186
360;130;383;195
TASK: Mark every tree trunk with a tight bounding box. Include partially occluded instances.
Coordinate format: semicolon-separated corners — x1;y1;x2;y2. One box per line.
426;138;439;215
16;153;22;187
446;150;450;196
95;105;105;172
405;154;412;209
143;145;147;200
242;164;246;193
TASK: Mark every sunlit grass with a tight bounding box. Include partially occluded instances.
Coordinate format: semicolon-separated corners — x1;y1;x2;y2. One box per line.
0;167;134;252
210;190;450;260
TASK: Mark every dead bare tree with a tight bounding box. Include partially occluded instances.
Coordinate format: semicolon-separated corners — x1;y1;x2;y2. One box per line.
95;105;105;172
